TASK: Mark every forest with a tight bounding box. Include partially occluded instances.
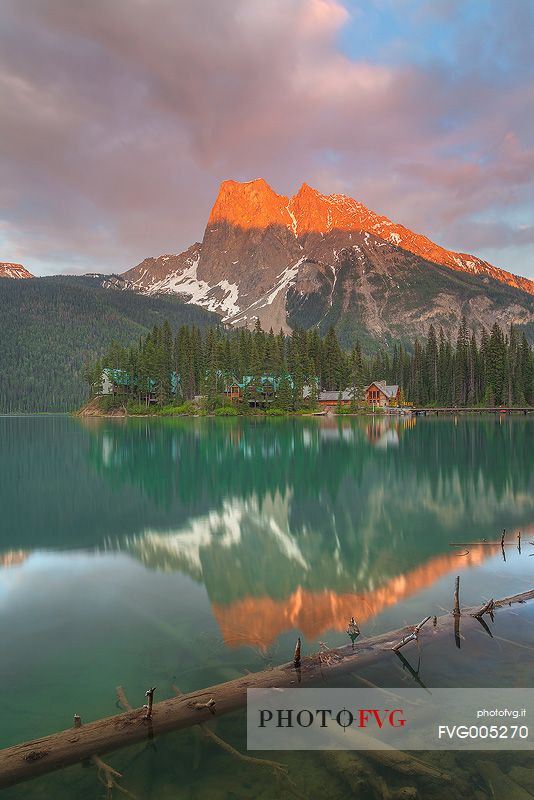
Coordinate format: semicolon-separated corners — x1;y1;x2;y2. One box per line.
0;276;219;413
88;317;534;411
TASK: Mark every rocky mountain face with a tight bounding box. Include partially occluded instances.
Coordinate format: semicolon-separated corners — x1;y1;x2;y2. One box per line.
0;262;33;279
112;179;534;346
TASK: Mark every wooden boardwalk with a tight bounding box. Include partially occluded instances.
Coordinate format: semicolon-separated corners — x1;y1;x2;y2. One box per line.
412;407;533;416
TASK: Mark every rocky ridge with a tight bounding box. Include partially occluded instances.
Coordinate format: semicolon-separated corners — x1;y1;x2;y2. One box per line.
111;179;534;344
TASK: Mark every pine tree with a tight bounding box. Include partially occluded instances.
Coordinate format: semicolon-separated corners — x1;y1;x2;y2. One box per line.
425;325;438;404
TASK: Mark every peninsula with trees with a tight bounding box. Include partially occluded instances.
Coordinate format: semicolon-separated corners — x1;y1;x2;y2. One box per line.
83;319;534;416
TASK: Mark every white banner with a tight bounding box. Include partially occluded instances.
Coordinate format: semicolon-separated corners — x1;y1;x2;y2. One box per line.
247;688;534;750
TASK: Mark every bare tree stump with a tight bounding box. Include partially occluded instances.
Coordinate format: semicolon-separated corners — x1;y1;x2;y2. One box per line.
453;575;460;616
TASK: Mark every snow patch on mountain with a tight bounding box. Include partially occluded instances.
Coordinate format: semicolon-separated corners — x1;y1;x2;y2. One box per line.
129;252;241;320
286;204;298;237
227;257;305;327
262;257;305;307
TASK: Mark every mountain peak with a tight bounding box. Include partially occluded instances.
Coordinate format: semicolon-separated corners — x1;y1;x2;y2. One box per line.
117;176;534;341
289;182;341;235
203;178;534;294
0;262;33;279
294;182;320;197
208;178;290;230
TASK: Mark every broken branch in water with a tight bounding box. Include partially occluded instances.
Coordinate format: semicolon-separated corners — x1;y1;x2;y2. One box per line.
91;755;137;799
116;687;133;713
171;684;306;800
471;599;495;619
188;698;216;714
391;616;432;651
143;687;156;719
293;637;301;667
453;575;461;617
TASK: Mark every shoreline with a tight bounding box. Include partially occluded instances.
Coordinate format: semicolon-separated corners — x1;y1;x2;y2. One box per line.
4;406;534;418
74;406;534;420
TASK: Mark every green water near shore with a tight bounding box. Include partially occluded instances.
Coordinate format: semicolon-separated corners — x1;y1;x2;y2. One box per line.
2;415;534;798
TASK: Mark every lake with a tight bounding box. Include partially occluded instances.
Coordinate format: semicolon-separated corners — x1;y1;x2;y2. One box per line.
2;415;534;799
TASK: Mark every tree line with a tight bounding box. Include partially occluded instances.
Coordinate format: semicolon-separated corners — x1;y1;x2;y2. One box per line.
87;318;534;410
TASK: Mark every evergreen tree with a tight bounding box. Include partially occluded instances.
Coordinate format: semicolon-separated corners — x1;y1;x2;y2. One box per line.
426;325;439;404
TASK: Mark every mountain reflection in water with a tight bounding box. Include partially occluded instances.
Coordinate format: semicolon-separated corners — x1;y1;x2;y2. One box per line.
2;414;534;649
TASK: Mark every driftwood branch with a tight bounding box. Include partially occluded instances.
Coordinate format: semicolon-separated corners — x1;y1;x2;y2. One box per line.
116;687;133;713
293;637;301;667
471;598;495;619
188;698;216;713
171;684;306;799
2;587;534;789
143;687;156;719
391;616;431;651
453;575;460;616
91;755;137;799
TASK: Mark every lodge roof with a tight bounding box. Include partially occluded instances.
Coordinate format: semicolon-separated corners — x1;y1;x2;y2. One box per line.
102;368;179;392
225;374;296;391
319;390;353;402
365;380;399;398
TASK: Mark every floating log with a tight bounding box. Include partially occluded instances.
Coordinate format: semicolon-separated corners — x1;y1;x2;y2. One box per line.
1;587;534;789
449;541;515;547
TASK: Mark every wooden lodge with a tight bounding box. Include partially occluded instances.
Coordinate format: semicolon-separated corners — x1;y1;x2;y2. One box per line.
223;375;281;405
364;380;400;407
317;382;401;409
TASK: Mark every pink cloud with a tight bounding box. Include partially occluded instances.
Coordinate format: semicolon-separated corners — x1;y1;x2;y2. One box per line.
0;0;532;277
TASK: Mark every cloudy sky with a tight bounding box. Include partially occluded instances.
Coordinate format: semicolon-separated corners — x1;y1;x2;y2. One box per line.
1;0;533;277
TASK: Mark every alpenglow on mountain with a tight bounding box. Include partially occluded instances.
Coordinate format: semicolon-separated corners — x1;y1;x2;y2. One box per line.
108;179;534;347
0;262;33;279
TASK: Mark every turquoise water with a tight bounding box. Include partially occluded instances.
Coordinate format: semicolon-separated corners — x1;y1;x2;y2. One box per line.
2;415;534;798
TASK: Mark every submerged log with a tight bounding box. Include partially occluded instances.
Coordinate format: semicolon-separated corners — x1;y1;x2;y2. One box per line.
321;751;419;799
1;587;534;789
478;760;534;800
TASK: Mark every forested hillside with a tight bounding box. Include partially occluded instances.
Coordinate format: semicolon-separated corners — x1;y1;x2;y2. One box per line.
0;276;220;412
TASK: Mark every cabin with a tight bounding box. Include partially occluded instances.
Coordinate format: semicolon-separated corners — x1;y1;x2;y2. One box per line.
101;368;132;397
101;368;180;404
225;380;243;403
318;390;353;408
224;375;292;406
224;375;319;406
364;380;400;407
